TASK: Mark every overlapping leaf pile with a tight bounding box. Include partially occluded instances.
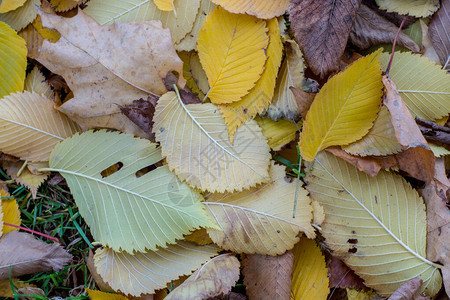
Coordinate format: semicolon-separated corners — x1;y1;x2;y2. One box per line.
0;0;449;299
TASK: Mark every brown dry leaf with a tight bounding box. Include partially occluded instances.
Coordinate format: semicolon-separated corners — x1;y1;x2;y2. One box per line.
349;4;419;52
18;22;43;59
86;249;112;291
421;20;441;65
0;231;72;280
290;86;315;119
2;160;49;199
165;254;240;300
118;96;157;141
326;147;382;177
389;278;429;300
36;9;185;136
428;0;449;66
328;257;367;290
289;0;361;77
242;251;293;300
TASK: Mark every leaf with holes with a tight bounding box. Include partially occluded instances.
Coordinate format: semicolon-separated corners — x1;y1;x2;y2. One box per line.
43;130;218;253
305;151;442;297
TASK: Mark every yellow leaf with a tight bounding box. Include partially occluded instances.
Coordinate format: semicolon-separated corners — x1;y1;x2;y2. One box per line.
179;51;208;99
94;242;219;296
84;0;201;45
153;91;271;193
429;143;450;157
175;0;215;51
2;160;49;199
346;288;377;300
205;162;315;255
0;0;26;13
267;39;304;121
255;116;298;151
0;21;26;98
198;6;268;104
305;151;442;297
24;66;54;99
184;228;213;245
211;0;289;19
86;289;129;300
50;0;86;12
375;0;439;17
153;0;174;11
32;14;59;42
0;279;35;297
0;0;40;31
343;106;402;156
165;254;240;300
380;52;450;121
291;237;329;300
299;50;383;161
0;91;80;162
0;190;21;234
220;17;283;140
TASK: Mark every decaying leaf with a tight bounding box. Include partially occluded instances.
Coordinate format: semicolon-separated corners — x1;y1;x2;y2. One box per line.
328;256;367;290
305;152;442;297
205;162;315;255
197;6;268;104
255;116;298;151
266;39;303;121
0;190;20;235
84;0;201;45
0;231;72;280
219;17;283;140
36;9;184;135
291;237;329;300
375;0;439;18
380;52;450;121
94;242;220;297
428;0;450;66
343;106;402;156
299;50;383;161
165;254;240;300
86;249;112;291
290;87;315;119
0;0;40;31
0;278;36;298
242;251;293;300
153;91;271;193
389;278;429;300
118;97;157;140
350;4;419;52
289;0;361;77
0;91;80;162
45;130;217;253
0;21;26;98
211;0;289;19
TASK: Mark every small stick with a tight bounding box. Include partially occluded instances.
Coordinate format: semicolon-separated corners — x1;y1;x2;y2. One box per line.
3;223;60;243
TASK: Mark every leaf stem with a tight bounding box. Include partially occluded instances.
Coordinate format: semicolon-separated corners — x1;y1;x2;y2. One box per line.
385;16;406;76
3;223;60;243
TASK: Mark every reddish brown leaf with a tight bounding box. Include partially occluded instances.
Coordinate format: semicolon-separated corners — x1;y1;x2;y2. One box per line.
289;0;361;77
428;0;450;66
328;256;367;290
350;4;420;52
242;251;293;300
389;278;429;300
290;87;315;119
118;96;157;140
0;231;72;280
326;147;383;177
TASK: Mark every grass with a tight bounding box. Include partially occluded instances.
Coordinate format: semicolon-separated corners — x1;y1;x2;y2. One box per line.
0;167;93;299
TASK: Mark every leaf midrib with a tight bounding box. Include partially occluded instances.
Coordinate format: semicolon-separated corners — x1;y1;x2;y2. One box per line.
0;116;64;140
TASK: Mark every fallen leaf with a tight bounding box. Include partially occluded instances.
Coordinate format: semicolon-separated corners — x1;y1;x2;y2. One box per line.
266;39;303;121
184;228;213;245
0;0;39;31
0;231;72;280
50;0;87;12
94;242;219;297
165;254;240;300
255;116;298;151
86;249;112;291
305;151;442;297
242;251;293;300
299;50;383;161
86;289;129;300
428;0;450;66
211;0;289;19
45;130;217;253
289;0;361;77
0;278;35;298
0;21;26;98
388;278;429;300
403;19;423;47
291;237;329;299
429;143;450;158
0;0;26;13
328;257;367;290
24;66;54;99
0;91;80;162
153;0;174;11
205;162;315;255
349;4;419;52
84;0;201;46
153;91;271;193
197;6;268;104
326;147;383;177
379;52;450;121
346;288;377;300
36;9;185;135
375;0;440;18
421;20;441;64
179;51;209;99
118;97;157;141
290;87;315;119
0;190;20;235
362;0;417;27
219;17;283;141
